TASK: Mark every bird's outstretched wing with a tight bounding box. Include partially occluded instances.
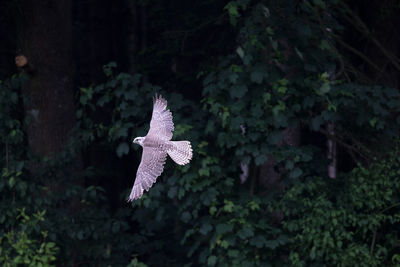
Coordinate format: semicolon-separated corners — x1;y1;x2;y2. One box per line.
128;146;167;201
147;94;174;140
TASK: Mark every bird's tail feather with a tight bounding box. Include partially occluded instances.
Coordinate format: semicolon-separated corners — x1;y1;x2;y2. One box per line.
167;141;193;165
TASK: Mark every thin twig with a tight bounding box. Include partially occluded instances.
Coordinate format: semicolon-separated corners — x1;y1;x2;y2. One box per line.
379;202;400;214
326;122;337;178
162;13;226;36
370;202;400;255
250;166;258;196
318;128;370;162
6;142;9;169
338;2;400;71
370;229;377;255
334;36;384;74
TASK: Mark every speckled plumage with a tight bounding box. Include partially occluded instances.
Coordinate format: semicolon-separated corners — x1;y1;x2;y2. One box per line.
128;95;193;201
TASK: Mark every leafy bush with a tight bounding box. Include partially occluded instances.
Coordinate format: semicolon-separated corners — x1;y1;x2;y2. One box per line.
0;73;142;265
0;208;58;267
281;153;400;266
78;63;293;266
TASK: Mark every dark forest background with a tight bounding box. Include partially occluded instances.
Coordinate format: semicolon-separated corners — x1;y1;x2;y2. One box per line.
1;0;400;266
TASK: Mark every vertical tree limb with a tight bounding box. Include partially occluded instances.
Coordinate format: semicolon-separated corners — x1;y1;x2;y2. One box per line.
18;0;77;160
327;122;336;179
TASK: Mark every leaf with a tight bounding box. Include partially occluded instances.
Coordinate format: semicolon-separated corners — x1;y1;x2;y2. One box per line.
319;82;330;94
236;46;244;59
108;62;117;68
124;90;137;100
220;240;229;248
264;240;279;249
77;231;84;240
46;242;56;249
311;116;323;131
203;72;216;86
230;84;248;98
116;142;129;157
289;168;303;179
273;113;288;128
228;250;239;258
313;0;326;8
248;201;260;211
277;86;287;94
115;125;130;138
272;101;286;115
181;229;195;245
112;221;120;233
255;154;267;165
243;54;253;65
238;227;254;240
80;95;87;106
310;246;316;260
216;223;233;235
250;70;263;84
204;84;217;94
303;96;315;108
267;131;282;145
103;62;117;76
167;186;177;198
207;255;217;266
209;206;217;215
200;223;213;235
181;211;192;223
76;109;83;119
285;160;294;170
295;47;304;60
319;40;330;50
224;2;240;26
97;94;110;107
277;234;289;245
250;236;267;248
263;93;271;102
223;200;234;212
369;117;378;128
228;72;238;84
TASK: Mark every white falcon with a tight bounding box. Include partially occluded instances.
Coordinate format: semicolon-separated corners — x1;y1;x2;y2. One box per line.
128;94;193;201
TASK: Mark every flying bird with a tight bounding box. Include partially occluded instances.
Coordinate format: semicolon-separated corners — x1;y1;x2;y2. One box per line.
128;94;193;201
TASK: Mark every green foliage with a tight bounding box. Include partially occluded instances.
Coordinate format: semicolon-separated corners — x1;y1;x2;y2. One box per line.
0;74;27;170
127;258;148;267
0;208;58;266
78;62;162;156
0;73;142;265
205;0;400;170
77;63;292;266
280;152;400;266
1;0;400;266
0;159;139;265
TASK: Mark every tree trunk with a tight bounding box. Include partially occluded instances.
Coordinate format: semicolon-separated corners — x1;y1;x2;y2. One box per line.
259;126;300;192
126;0;138;74
18;0;77;160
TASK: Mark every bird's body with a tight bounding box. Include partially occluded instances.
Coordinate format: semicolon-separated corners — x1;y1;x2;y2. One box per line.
128;95;192;201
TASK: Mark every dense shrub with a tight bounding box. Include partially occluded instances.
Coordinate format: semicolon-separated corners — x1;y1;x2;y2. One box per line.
281;153;400;266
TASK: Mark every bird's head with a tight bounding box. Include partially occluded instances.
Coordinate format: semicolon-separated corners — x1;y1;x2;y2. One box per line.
133;137;145;146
